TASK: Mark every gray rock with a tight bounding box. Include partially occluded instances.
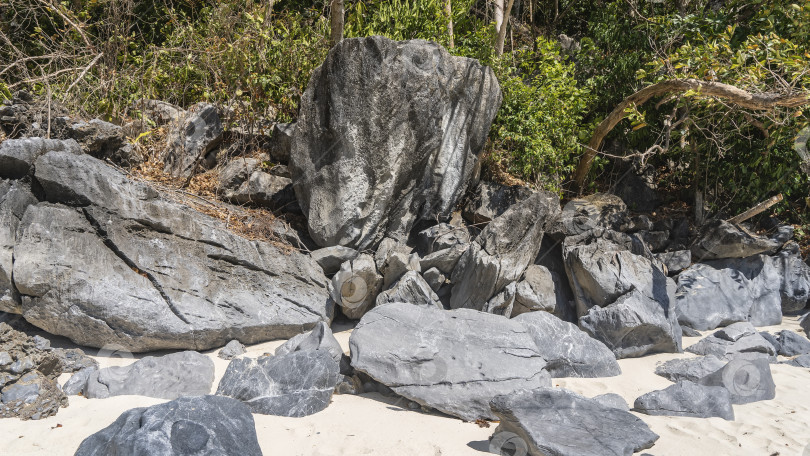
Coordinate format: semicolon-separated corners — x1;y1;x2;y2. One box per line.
654;250;692;274
349;303;550;421
0;137;80;179
218;157;262;189
654;355;726;383
579;287;682;359
682;326;702;337
63;366;96;396
633;380;735;420
381;251;421;289
532;236;577;322
450;191;560;311
0;180;37;313
274;321;344;368
84;351;214;400
461;181;535;224
512;264;565;318
311;246;358;276
781;353;810;367
489;388;658;456
290;36;502;249
513;311;621;378
638;230;670;252
592;393;630;411
74;395;262;456
685;322;777;361
550;193;628;239
218;340;246;360
614;169;661;213
697;358;776;404
216;351;340;417
330;254;383;319
415;223;470;256
803;313;810;338
16;151;333;352
691;219;781;261
67;119;131;164
163;103;223;178
0;370;66;420
129;99;184;126
482;282;517;317
222;166;298;211
376;270;442;309
563;228;672;318
675;256;783;331
422;267;445;292
419;244;467;275
269;122;294;163
759;331;781;353
772;243;810;313
776;330;810;357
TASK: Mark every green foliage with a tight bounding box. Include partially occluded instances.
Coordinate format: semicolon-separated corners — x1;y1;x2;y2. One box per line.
488;38;593;191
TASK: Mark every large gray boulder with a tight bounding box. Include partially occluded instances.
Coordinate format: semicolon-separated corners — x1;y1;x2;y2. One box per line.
450;191;560;311
685;322;777;361
0;180;37;313
310;245;358;276
0;137;80;179
83;351;215;400
654;355;727;383
771;243;810;313
219;158;297;211
697;358;776;404
513;311;620;378
562;228;672;319
163;102;223;178
216;351;340;417
74;395;262;456
633;380;734;420
290;36;502;249
489;388;658;456
349;303;550;421
774;329;810;357
10;151;333;352
579;287;682;358
691;219;781;261
675;255;783;330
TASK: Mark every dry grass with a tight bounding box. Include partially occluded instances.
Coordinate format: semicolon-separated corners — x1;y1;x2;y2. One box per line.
121;126;298;253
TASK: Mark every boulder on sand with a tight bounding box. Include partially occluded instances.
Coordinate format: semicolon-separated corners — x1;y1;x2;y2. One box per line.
349;303;550;421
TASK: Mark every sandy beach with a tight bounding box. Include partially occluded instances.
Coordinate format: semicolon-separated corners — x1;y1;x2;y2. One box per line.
2;316;809;456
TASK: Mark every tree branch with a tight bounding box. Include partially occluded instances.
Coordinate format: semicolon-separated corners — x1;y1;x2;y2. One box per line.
572;78;810;192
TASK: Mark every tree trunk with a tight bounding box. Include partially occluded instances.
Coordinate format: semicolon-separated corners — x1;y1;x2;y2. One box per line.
495;0;515;56
494;0;504;32
572;78;810;192
262;0;276;27
330;0;345;47
446;0;454;48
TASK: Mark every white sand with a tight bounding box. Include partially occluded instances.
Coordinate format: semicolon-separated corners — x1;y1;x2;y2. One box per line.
2;316;810;456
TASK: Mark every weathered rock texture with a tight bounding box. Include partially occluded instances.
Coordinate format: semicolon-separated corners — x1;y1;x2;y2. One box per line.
633;380;735;420
216;351;340;417
74;395;262;456
6;150;332;352
450;191;560;311
349;303;550;421
290;36;502;249
489;388;659;456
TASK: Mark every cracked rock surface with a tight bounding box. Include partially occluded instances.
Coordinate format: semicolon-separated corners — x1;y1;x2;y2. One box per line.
349;303;551;421
6;149;332;352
